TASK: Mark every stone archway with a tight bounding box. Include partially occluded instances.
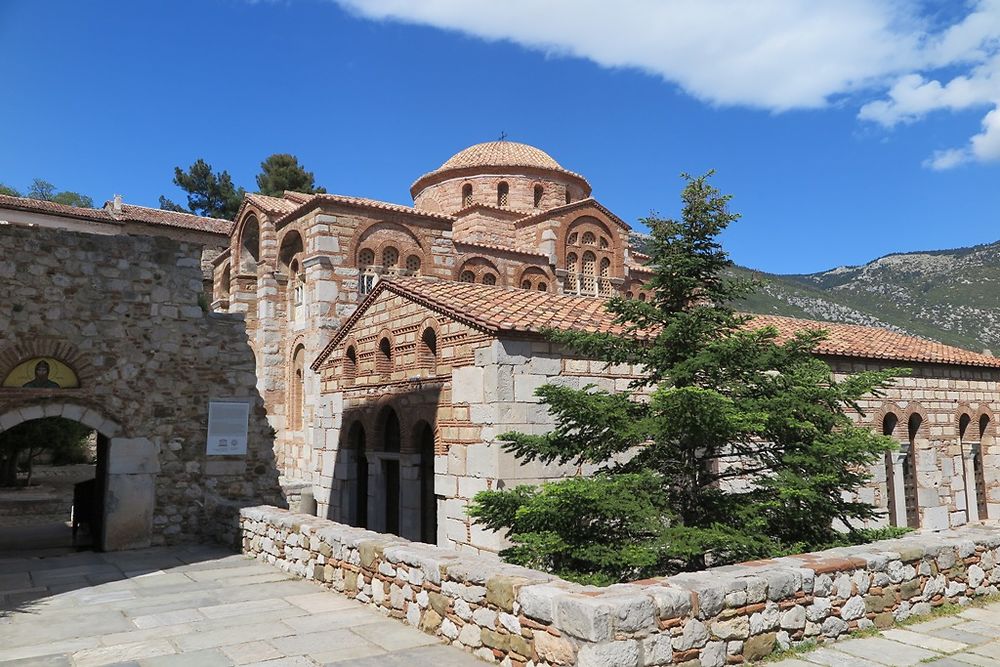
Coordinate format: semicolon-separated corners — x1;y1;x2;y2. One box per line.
0;403;159;551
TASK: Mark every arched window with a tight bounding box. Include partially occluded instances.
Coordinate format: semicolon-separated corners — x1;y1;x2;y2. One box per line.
533;184;543;208
382;246;399;269
420;327;437;373
600;236;609;249
460;271;475;283
497;182;509;207
522;279;532;289
290;345;305;430
482;273;497;285
599;257;612;296
344;346;357;386
564;253;579;292
288;259;304;322
581;251;597;295
565;189;572;204
638;293;647;302
582;232;596;245
537;282;547;292
348;422;368;528
239;215;260;274
462;183;473;208
219;263;231;301
377;337;392;375
358;248;377;296
405;255;421;274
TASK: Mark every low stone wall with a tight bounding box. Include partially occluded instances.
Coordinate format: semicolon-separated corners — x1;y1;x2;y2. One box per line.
241;505;1000;666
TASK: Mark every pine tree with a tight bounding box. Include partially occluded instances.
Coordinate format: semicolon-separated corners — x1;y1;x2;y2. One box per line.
255;154;326;198
159;159;245;220
470;173;902;584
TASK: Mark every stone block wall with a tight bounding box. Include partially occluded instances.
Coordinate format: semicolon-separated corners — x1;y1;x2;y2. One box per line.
242;505;1000;667
832;358;1000;530
0;225;283;548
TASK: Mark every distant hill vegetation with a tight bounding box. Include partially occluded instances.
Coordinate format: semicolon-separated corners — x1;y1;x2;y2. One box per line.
733;241;1000;353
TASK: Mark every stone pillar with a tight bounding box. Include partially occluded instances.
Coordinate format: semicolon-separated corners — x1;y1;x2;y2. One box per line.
103;437;160;551
888;450;907;528
964;441;981;523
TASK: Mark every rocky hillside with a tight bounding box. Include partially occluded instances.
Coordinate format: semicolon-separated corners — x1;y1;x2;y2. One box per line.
735;241;1000;353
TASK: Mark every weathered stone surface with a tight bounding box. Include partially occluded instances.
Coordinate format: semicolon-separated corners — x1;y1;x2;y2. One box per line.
780;605;806;630
743;632;776;661
641;633;673;665
576;640;640;667
534;631;576;665
557;596;614;642
711;616;749;640
674;618;709;651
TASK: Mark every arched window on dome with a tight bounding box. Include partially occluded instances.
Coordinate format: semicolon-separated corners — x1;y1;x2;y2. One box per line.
565;189;572;205
462;183;473;208
533;184;544;208
497;182;509;208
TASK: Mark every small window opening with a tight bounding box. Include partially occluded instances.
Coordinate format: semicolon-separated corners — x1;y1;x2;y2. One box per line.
497;182;509;207
462;183;473;208
533;184;543;208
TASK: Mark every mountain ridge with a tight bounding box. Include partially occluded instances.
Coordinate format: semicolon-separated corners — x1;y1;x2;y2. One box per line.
735;238;1000;354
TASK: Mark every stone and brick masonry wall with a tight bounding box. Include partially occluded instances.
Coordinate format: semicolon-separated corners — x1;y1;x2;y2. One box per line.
242;505;1000;667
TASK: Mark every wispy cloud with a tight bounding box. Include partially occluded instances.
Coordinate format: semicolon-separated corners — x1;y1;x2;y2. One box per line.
331;0;1000;170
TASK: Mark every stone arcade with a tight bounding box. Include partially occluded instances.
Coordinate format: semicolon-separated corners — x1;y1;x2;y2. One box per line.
210;140;1000;552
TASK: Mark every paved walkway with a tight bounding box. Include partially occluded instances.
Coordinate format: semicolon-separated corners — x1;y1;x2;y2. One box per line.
772;601;1000;666
0;544;483;666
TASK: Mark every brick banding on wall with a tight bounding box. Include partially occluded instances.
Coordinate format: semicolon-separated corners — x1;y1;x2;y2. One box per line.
242;505;1000;667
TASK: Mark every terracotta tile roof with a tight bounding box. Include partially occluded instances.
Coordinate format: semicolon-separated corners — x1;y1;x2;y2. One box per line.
111;202;232;235
275;192;455;226
514;198;631;231
411;141;591;196
0;193;117;224
453;203;534;219
750;314;1000;368
441;142;567;172
313;278;1000;370
0;194;231;235
246;193;302;216
454;240;550;259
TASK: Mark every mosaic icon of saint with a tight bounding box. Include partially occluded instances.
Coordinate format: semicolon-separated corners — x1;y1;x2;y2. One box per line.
22;360;60;388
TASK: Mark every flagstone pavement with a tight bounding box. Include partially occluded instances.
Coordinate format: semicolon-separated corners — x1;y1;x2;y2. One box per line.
0;544;484;666
770;600;1000;667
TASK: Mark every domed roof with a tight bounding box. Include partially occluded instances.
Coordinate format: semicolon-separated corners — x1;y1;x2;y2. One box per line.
439;141;564;172
410;140;591;199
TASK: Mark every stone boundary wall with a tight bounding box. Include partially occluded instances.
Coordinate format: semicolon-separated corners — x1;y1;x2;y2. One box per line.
241;505;1000;667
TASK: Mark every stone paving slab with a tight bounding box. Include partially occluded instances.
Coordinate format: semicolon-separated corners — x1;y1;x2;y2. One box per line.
0;545;485;666
771;601;1000;666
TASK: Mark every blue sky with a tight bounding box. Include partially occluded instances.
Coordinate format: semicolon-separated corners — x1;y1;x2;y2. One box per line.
2;0;999;274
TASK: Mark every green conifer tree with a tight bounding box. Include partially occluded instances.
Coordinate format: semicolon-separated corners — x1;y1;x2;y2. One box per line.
255;154;326;198
470;173;902;584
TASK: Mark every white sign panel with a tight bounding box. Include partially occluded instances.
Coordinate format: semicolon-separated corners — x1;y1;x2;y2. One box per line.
207;400;250;456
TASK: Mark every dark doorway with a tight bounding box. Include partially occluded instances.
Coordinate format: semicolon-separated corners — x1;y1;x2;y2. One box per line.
348;422;368;528
418;423;437;544
0;417;104;554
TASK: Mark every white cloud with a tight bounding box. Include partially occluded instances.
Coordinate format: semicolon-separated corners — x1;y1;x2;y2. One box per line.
333;0;1000;168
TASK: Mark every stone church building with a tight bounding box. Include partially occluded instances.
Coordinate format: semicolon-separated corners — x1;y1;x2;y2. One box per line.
207;140;1000;554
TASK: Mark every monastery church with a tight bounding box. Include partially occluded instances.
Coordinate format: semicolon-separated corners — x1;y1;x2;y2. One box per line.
210;141;1000;553
1;140;999;553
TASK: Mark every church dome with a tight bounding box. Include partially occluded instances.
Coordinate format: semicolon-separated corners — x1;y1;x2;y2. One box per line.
410;140;591;203
439;141;565;172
